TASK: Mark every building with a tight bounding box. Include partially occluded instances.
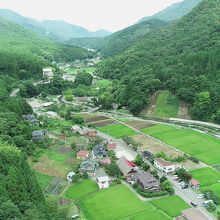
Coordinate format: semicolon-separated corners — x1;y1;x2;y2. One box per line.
189;178;200;190
71;125;83;134
87;128;97;136
131;171;161;193
45;111;57;118
79;160;99;175
67;172;75;182
76;150;89;160
116;157;136;177
77;97;88;102
100;158;111;166
154;158;176;174
107;143;116;151
142;151;154;160
96;176;110;189
43;68;54;78
180;208;207;220
24;114;39;125
42;102;54;108
92;145;107;159
32;130;47;140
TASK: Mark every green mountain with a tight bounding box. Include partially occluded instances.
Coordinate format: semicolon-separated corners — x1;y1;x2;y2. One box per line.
0;16;93;80
0;9;111;42
137;0;202;23
96;0;220;122
66;19;168;58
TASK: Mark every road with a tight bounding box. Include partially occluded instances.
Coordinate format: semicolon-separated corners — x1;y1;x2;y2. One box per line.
96;125;216;220
10;88;20;97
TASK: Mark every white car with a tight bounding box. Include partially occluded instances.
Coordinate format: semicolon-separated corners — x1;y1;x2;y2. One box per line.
197;194;204;199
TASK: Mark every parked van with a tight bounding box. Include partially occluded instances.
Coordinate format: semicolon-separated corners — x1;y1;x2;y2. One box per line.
190;202;197;207
202;200;213;207
197;194;204;199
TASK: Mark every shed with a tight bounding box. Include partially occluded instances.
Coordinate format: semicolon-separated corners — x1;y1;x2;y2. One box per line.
100;158;111;166
32;130;47;140
96;176;110;189
76;150;89;160
189;178;200;190
67;172;75;182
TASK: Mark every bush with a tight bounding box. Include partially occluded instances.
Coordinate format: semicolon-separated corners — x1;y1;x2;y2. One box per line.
160;175;167;183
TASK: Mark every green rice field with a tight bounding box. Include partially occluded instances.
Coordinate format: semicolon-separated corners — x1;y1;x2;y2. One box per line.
141;124;220;165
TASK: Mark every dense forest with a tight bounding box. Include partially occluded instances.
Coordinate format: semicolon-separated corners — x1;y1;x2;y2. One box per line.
96;0;220;122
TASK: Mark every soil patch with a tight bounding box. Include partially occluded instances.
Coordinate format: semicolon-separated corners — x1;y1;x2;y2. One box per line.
92;119;117;127
63;158;79;166
178;101;191;119
55;134;67;141
57;146;72;155
58;198;74;206
125;120;156;130
86;115;110;123
132;134;182;158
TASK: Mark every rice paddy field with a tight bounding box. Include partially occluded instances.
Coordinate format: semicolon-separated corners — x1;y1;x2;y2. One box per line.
141;124;220;165
190;167;220;197
98;123;137;139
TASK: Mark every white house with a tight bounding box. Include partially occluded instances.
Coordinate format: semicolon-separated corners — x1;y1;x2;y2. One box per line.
96;176;110;189
43;68;54;78
154;158;176;174
67;172;75;182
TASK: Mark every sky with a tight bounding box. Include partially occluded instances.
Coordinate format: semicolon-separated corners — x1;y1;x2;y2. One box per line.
0;0;182;32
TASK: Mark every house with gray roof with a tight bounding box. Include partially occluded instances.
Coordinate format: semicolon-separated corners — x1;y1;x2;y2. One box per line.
116;157;135;177
92;145;107;159
32;130;47;140
131;170;161;193
79;160;99;175
24;114;39;125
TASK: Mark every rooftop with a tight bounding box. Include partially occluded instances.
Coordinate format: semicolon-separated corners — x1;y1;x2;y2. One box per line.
189;178;200;186
77;150;89;157
93;145;107;157
155;158;173;167
100;158;111;165
97;176;110;182
116;157;134;176
107;143;116;150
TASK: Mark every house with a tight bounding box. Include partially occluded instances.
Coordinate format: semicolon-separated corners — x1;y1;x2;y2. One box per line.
71;125;83;134
24;114;39;125
142;151;154;160
180;208;207;220
67;172;75;182
107;143;116;151
79;160;99;175
32;130;47;140
76;150;89;160
189;178;200;190
100;158;111;166
116;157;136;177
45;111;57;118
43;68;54;77
131;171;161;193
42;102;54;108
96;176;110;189
77;97;88;102
92;145;107;159
87;128;97;136
154;158;176;174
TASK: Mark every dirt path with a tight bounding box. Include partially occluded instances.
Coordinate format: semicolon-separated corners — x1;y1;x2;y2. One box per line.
178;100;191;119
146;91;160;115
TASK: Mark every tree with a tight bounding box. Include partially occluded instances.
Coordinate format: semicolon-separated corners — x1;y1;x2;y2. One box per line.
160;175;168;183
0;200;21;219
141;162;150;171
106;162;121;177
134;155;143;166
161;180;174;194
71;174;80;183
176;168;192;182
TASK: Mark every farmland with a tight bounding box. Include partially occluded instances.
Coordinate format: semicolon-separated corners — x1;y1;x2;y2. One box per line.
154;91;180;118
149;195;190;217
65;179;99;200
128;210;171;220
34;171;54;190
190;168;220;196
98;123;137;139
141;124;220;165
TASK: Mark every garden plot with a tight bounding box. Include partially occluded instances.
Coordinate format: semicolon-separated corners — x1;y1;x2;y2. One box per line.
44;177;67;195
57;146;73;155
58;198;74;206
85;115;110;123
132;134;181;158
34;171;54;190
92;119;117;128
125;120;156;130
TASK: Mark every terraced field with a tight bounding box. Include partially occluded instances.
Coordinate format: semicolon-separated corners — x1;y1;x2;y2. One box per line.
141;124;220;165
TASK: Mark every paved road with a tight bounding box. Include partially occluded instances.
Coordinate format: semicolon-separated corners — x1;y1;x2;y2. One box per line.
10;88;20;97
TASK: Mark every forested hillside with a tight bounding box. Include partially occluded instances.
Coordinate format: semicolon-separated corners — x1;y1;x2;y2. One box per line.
0;16;93;80
96;0;220;122
137;0;202;23
0;9;111;42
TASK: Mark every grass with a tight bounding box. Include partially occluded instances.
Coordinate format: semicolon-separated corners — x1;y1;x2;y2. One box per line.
44;149;68;163
65;179;99;200
98;123;136;139
78;184;152;220
150;195;190;217
128;210;171;220
154;91;180;118
141;124;220;165
34;171;54;190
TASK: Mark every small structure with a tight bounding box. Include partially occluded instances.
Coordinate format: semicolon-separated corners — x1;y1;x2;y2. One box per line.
116;157;136;177
96;176;110;189
77;97;88;102
42;102;54;108
67;172;75;182
107;143;116;151
154;158;176;174
79;160;99;175
131;171;161;193
87;128;97;136
142;151;154;160
45;111;57;118
189;178;200;190
43;68;54;78
24;114;39;125
32;130;47;140
100;158;111;166
92;145;107;159
180;208;207;220
71;125;83;134
76;150;89;160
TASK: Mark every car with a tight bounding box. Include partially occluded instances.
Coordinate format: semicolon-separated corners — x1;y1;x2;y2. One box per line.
197;194;204;199
190;202;197;207
182;184;188;189
177;179;183;183
202;200;213;207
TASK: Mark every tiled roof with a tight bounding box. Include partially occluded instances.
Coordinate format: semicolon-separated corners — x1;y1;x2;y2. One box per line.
189;178;200;186
107;143;116;150
77;150;89;157
155;158;173;167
